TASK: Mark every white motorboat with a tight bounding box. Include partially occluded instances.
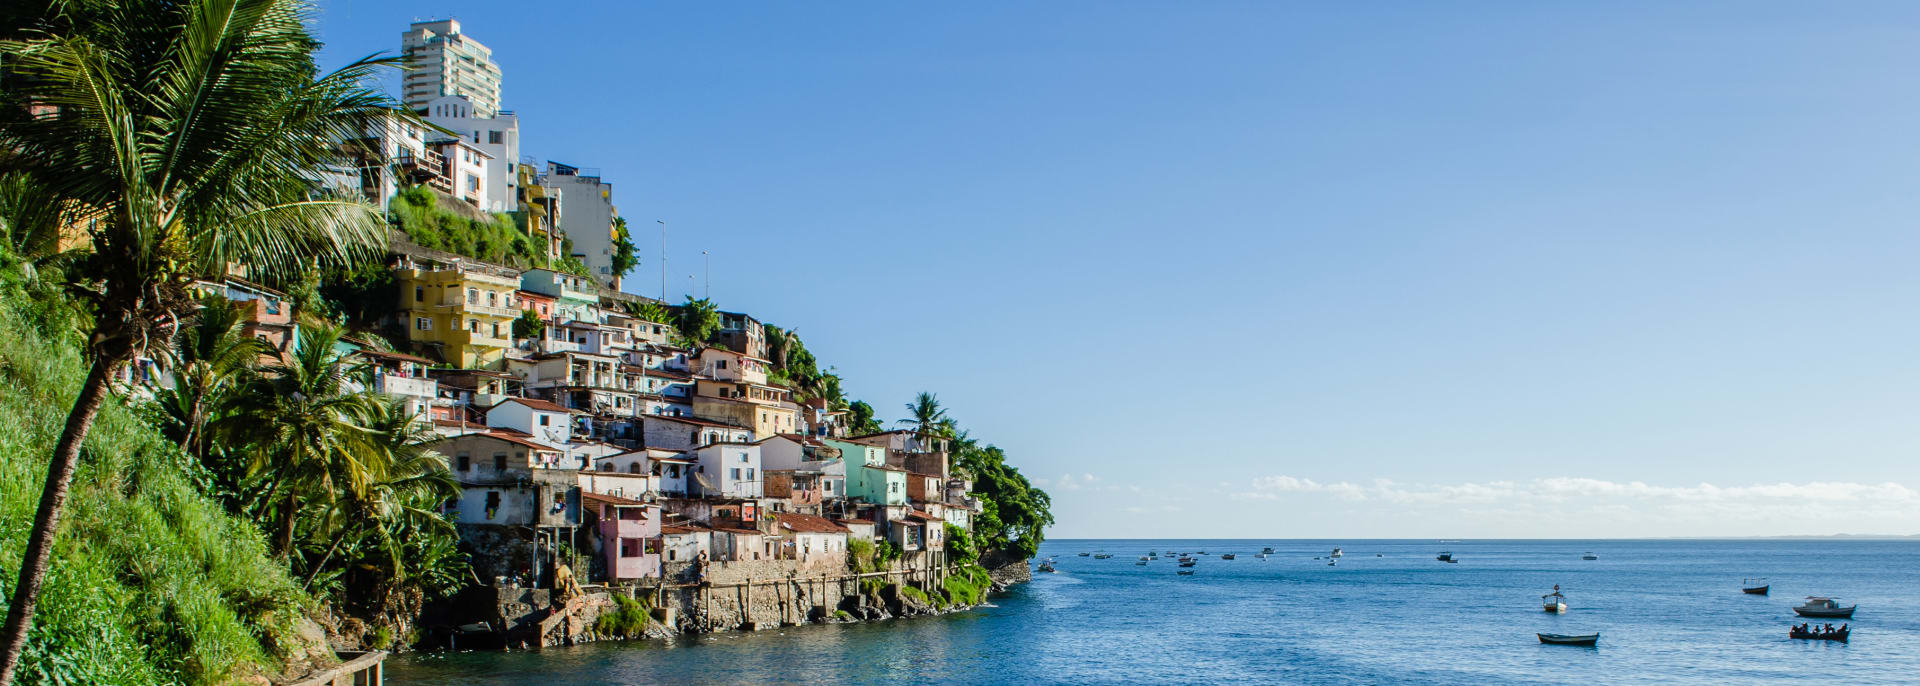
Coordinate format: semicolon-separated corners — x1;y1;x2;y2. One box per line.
1543;585;1567;613
1331;547;1343;558
1793;597;1856;618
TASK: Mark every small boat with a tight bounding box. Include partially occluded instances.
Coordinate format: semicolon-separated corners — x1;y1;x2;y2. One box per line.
1177;556;1196;563
1331;547;1343;558
1794;597;1856;619
1376;554;1383;557
1179;560;1197;568
1037;561;1056;573
1256;553;1269;560
1326;559;1337;566
1742;578;1769;595
1077;552;1090;557
1221;554;1236;560
1197;550;1207;555
1177;570;1195;576
1543;586;1567;614
1093;553;1112;559
1135;560;1148;566
1789;624;1849;642
1262;547;1276;554
1436;552;1455;563
1581;552;1598;561
1537;633;1599;646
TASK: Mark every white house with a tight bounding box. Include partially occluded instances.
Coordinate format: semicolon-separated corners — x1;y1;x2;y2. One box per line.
420;94;519;212
486;397;577;449
689;442;762;499
643;414;753;452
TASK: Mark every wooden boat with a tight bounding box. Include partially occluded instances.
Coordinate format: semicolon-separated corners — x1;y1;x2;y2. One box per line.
1077;552;1090;557
1220;554;1236;560
1093;553;1112;559
1135;560;1148;566
1177;570;1195;576
1543;586;1567;614
1037;562;1056;573
1789;625;1849;642
1741;578;1769;595
1177;556;1196;563
1581;552;1598;561
1794;597;1856;618
1538;633;1599;646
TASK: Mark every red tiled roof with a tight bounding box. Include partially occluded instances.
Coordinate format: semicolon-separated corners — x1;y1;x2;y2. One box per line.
581;491;648;507
661;525;703;535
776;512;849;534
491;397;578;413
906;511;940;523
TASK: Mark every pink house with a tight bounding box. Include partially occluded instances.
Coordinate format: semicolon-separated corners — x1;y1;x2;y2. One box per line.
583;491;662;581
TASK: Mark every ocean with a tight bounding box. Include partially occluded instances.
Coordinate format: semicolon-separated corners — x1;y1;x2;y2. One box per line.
387;539;1920;684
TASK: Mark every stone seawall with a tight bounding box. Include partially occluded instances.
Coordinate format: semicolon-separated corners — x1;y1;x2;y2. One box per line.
491;553;1030;648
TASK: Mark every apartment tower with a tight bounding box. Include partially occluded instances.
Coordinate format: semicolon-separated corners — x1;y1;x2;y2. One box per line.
401;19;502;118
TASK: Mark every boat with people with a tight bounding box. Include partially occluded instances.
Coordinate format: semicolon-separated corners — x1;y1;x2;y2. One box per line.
1742;578;1769;595
1794;597;1856;618
1221;554;1236;560
1537;633;1599;646
1331;547;1343;558
1543;585;1567;613
1789;623;1849;642
1581;552;1598;560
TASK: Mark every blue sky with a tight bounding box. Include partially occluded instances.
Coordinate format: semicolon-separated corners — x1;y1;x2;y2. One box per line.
315;1;1920;538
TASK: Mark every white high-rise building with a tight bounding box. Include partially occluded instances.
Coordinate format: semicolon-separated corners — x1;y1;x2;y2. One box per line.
401;19;502;118
539;162;620;290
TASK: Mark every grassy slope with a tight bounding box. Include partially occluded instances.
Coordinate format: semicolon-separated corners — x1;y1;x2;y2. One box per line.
0;274;305;685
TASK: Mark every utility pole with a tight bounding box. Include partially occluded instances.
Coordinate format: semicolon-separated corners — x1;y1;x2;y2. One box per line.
657;220;667;304
703;250;710;299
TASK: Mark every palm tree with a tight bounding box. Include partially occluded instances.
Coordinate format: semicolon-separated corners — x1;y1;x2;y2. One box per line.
0;1;412;676
675;296;720;346
149;296;267;463
299;398;458;595
897;391;952;449
239;323;390;557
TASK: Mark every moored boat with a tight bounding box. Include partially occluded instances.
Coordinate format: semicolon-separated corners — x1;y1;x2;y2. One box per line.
1262;547;1276;554
1221;553;1236;560
1037;561;1056;573
1436;552;1455;563
1538;633;1599;646
1093;553;1113;559
1543;585;1567;614
1794;597;1856;618
1077;552;1090;557
1581;552;1598;561
1742;578;1769;595
1177;570;1195;576
1331;547;1343;558
1179;560;1197;568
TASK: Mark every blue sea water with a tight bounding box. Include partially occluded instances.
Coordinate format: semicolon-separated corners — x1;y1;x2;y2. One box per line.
388;539;1920;684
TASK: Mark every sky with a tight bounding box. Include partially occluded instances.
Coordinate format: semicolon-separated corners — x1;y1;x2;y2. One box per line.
313;1;1920;539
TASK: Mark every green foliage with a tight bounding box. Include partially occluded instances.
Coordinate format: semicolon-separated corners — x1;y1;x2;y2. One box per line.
512;308;547;339
833;610;853;620
610;217;638;278
899;585;931;607
847;401;883;436
390;186;543;268
674;296;720;346
944;523;977;564
0;273;304;684
958;443;1054;561
630;301;672;326
593;594;652;637
940;564;991;606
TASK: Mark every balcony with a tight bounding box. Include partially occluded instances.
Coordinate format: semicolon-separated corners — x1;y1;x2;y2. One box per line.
605;518;655;540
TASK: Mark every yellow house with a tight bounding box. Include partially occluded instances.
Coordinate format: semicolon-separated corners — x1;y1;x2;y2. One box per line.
395;256;522;369
692;378;801;439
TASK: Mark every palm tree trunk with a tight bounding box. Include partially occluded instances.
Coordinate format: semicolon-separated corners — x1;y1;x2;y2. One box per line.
277;494;298;559
0;356;120;686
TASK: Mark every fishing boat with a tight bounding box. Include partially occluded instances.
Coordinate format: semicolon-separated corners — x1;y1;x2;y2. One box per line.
1581;552;1598;561
1077;552;1090;557
1177;570;1195;576
1376;553;1383;557
1256;553;1269;560
1789;624;1849;642
1221;554;1236;560
1093;553;1113;559
1135;559;1148;566
1537;633;1599;646
1177;556;1196;563
1331;547;1343;558
1262;547;1276;554
1179;560;1197;568
1436;552;1455;563
1037;560;1057;573
1543;586;1567;613
1326;559;1337;566
1794;597;1856;618
1742;578;1769;595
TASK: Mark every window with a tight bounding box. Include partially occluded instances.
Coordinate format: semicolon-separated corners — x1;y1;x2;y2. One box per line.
467;175;479;191
456;454;470;471
489;130;504;144
487;291;497;307
467;288;478;304
739;453;748;463
493;323;503;337
468;319;479;333
415;317;432;331
717;360;728;370
493;453;507;471
747;468;755;481
414;286;424;302
539;414;550;426
730;468;741;480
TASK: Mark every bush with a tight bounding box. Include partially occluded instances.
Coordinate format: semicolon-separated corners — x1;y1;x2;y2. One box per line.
899;585;931;607
593;594;651;637
940;564;991;606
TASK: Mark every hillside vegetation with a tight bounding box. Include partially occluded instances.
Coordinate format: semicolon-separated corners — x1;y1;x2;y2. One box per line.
0;257;308;683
